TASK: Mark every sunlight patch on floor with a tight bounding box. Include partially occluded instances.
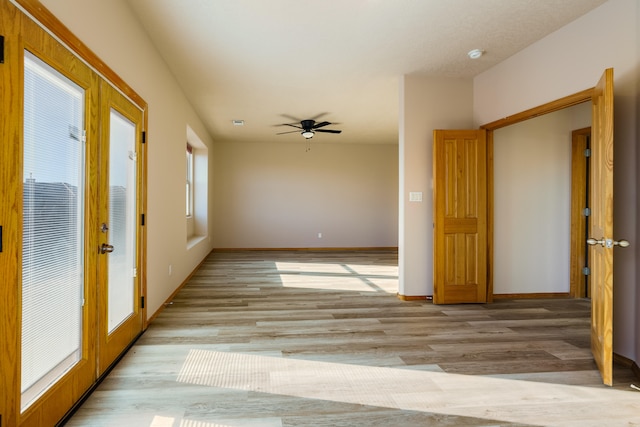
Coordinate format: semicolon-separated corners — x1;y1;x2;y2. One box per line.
278;273;385;292
275;261;398;293
176;349;640;427
151;415;281;427
275;262;350;274
344;263;398;276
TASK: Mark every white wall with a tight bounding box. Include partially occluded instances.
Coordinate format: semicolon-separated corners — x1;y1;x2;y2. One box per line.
399;76;474;296
474;0;639;361
212;141;398;248
39;0;216;318
493;103;590;294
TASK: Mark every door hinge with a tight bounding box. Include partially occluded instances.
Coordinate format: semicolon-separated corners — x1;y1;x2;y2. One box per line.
141;213;145;226
583;267;590;276
133;267;137;278
142;131;146;144
583;207;591;217
0;35;4;63
140;296;145;309
0;225;3;252
584;148;591;157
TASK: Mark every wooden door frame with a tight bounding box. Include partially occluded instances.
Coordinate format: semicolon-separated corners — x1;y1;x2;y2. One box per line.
570;127;591;298
480;88;594;302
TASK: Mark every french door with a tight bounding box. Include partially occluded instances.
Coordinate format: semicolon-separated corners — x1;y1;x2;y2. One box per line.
0;2;146;424
97;81;144;374
19;46;99;426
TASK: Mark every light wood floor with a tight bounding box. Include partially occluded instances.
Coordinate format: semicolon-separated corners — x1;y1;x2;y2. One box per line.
64;250;640;427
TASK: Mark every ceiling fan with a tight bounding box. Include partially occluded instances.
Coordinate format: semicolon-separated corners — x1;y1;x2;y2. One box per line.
276;119;342;139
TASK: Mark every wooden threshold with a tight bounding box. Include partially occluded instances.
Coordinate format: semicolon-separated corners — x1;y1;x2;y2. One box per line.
401;293;572;301
493;292;571;300
397;294;431;301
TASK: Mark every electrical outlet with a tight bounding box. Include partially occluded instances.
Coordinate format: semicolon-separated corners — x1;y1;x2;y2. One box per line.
318;232;322;239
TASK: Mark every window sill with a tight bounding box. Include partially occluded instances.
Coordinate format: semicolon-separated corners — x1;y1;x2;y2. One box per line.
187;235;207;250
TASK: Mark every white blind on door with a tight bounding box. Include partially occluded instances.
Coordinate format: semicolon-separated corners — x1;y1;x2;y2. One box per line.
107;110;136;332
21;52;85;409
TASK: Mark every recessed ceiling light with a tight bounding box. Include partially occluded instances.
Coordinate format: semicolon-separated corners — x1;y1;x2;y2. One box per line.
467;49;484;59
232;119;244;126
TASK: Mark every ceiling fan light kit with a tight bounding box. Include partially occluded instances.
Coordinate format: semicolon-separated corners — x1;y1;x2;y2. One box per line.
276;118;342;140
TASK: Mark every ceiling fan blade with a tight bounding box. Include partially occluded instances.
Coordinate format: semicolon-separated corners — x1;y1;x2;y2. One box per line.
309;112;329;121
276;130;301;135
280;114;302;123
315;129;342;134
312;121;332;129
281;123;303;129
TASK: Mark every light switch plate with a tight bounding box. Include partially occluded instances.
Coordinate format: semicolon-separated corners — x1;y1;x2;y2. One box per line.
409;192;423;202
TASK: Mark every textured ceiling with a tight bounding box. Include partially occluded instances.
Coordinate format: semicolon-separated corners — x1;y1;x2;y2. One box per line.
125;0;607;145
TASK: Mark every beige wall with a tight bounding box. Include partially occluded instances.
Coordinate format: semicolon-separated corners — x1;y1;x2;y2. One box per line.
212;141;398;248
40;0;216;318
398;76;474;296
39;0;640;366
474;0;639;361
493;103;590;294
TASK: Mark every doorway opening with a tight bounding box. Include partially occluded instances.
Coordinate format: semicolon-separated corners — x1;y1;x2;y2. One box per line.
570;127;591;298
481;89;594;301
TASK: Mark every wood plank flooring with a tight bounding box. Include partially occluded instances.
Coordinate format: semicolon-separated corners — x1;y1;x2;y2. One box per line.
64;250;640;427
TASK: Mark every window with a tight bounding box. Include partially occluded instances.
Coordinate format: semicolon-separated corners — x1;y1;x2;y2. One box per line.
186;143;193;217
186;126;208;245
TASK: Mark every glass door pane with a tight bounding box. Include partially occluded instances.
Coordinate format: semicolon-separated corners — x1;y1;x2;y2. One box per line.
97;81;143;375
107;110;137;333
21;52;85;410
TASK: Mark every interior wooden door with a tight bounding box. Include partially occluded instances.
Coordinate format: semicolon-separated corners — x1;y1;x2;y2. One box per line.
589;68;618;386
97;81;144;374
433;129;488;304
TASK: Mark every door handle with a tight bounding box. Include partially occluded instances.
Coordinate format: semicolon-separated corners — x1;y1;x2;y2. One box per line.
587;238;630;248
100;243;114;254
